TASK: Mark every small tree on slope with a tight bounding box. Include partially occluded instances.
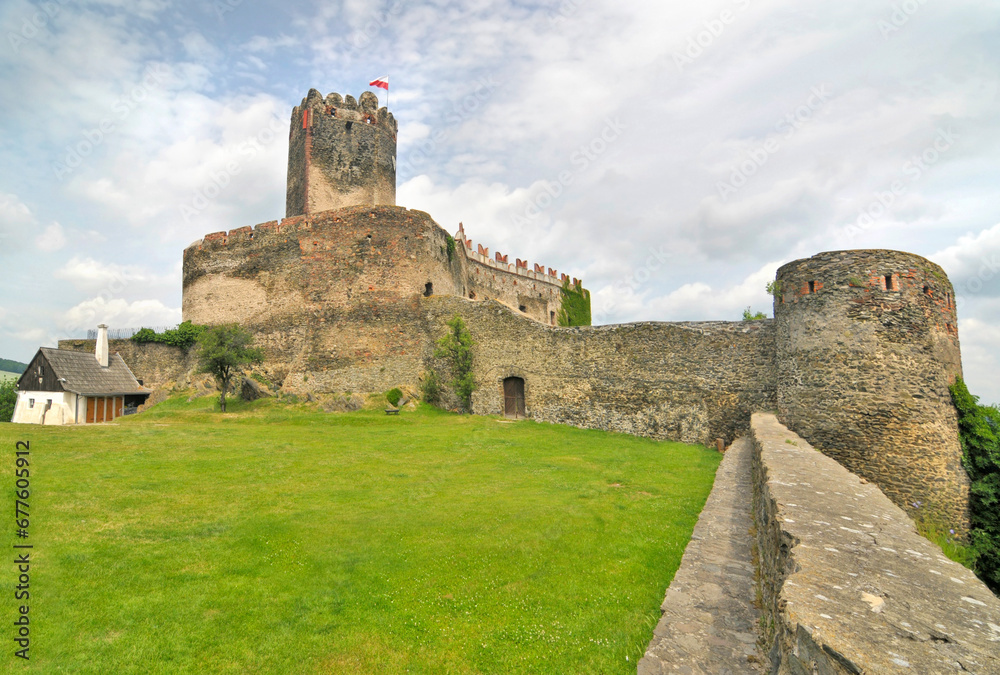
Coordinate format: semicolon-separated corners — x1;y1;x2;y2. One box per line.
434;315;477;413
195;324;264;413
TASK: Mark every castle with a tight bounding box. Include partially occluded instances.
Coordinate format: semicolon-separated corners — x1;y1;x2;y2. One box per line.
133;89;971;531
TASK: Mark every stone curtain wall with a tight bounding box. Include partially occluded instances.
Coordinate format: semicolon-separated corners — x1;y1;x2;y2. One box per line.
751;413;999;673
774;249;969;530
462;255;564;326
57;339;195;391
425;297;777;446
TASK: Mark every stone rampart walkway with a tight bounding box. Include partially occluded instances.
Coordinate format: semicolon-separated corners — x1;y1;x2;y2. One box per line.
638;437;763;674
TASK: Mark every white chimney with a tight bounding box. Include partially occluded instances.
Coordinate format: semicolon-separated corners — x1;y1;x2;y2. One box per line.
96;324;109;368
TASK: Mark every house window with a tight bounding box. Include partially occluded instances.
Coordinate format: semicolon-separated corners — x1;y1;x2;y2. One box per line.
29;399;34;409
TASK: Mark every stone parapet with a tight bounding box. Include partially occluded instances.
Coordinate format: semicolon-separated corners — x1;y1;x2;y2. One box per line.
751;412;999;674
639;437;764;673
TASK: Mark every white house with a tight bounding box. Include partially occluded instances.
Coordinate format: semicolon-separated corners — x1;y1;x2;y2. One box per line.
12;325;151;425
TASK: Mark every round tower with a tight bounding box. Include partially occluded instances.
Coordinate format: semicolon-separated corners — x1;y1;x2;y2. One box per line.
286;89;397;217
773;250;968;530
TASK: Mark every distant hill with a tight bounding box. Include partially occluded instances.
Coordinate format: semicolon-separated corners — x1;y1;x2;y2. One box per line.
0;358;27;375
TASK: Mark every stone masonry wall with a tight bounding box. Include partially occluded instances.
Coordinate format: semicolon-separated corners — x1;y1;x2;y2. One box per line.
183;205;464;395
286;89;396;217
455;226;570;326
57;339;195;392
774;249;968;531
425;297;777;446
751;413;999;673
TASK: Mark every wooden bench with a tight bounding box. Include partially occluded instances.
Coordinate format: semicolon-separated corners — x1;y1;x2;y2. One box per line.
385;395;408;415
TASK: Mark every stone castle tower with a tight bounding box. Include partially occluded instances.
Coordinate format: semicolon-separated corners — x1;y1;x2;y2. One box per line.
774;250;967;528
286;89;397;217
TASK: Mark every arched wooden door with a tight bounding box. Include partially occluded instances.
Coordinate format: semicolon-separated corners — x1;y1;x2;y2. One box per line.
503;377;526;419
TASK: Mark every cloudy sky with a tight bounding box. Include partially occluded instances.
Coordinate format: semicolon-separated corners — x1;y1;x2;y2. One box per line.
1;0;998;401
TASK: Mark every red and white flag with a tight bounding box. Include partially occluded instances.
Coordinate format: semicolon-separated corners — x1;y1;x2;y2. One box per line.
369;76;389;90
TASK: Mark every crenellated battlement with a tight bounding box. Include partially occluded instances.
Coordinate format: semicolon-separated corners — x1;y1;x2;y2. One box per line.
454;222;578;289
291;88;397;138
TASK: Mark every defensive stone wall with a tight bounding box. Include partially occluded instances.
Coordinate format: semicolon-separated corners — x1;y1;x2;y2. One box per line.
751;413;999;673
774;249;968;530
286;89;397;217
183;205;465;394
425;297;777;446
456;225;567;325
57;339;194;392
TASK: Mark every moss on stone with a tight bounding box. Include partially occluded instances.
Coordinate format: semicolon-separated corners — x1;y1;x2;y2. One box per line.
557;280;591;327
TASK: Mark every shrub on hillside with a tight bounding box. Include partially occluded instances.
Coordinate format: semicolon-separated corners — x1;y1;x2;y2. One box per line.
421;370;443;405
131;321;206;349
0;379;16;422
385;387;403;407
950;378;1000;594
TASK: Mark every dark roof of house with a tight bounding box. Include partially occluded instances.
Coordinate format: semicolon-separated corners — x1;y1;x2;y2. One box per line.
37;347;151;397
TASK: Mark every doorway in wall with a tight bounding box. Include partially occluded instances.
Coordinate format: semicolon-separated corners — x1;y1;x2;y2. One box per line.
503;377;526;419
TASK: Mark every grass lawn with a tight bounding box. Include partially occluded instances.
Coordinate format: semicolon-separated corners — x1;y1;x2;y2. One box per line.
0;371;19;382
0;396;720;674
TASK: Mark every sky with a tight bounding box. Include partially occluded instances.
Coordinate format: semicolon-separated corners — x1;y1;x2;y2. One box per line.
0;0;998;402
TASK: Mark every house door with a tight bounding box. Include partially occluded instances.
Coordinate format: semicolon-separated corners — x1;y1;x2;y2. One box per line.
503;377;526;419
86;397;96;424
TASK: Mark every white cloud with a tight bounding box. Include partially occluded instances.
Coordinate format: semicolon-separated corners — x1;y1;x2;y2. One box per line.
242;35;299;53
957;317;1000;406
0;192;35;252
35;222;67;252
932;223;1000;300
61;297;181;335
594;261;781;324
54;256;175;297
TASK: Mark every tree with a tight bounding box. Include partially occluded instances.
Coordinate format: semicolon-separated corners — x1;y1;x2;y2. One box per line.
742;307;767;321
195;324;264;413
434;315;476;413
950;378;1000;593
0;379;16;423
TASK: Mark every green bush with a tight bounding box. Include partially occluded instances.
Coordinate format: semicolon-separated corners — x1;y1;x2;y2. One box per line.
385;387;403;407
131;321;206;350
557;280;591;327
421;370;442;405
950;378;1000;593
131;327;158;343
765;280;783;302
742;307;767;321
444;234;456;262
0;379;16;423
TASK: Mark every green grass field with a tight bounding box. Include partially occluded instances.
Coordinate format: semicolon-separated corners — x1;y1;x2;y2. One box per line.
0;370;19;382
0;396;720;674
